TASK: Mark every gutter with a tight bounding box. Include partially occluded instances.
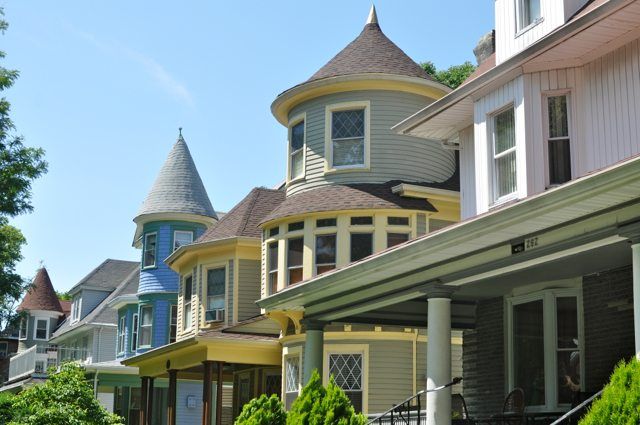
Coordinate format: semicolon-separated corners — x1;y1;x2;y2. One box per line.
392;0;632;135
165;236;259;268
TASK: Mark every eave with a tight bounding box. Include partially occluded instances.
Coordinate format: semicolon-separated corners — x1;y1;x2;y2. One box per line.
165;236;260;271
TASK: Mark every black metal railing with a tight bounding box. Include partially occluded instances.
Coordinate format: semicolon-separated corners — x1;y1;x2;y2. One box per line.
549;390;602;425
367;377;463;425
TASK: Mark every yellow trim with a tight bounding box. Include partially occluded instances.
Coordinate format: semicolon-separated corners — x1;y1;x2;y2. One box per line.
167;237;259;271
324;100;371;173
286;113;307;185
199;260;229;328
279;330;463;345
323;343;369;415
282;345;303;400
271;75;450;126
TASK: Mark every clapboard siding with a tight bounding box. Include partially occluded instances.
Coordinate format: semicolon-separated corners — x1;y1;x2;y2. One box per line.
95;327;117;362
227;260;234;324
459;125;476;220
366;339;414;414
237;260;260;322
287;90;455;196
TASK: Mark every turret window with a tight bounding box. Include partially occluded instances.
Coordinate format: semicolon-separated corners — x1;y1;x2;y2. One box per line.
289;119;305;180
332;109;365;167
287;237;304;285
268;242;279;295
315;234;337;275
34;318;48;341
387;232;410;248
173;230;193;252
206;268;226;322
143;233;157;268
350;233;373;262
18;318;27;340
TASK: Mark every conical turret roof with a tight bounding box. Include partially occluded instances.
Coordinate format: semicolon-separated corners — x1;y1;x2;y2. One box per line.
17;267;63;313
307;6;432;83
136;131;216;220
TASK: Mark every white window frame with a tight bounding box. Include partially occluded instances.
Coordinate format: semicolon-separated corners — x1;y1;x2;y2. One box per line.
323;344;369;415
142;232;157;269
131;313;139;352
286;237;304;286
515;0;543;35
173;230;193;252
118;316;126;355
543;91;573;188
138;305;153;348
287;113;306;183
282;346;302;408
267;241;279;295
324;101;371;172
204;265;227;323
71;295;82;323
506;286;584;412
18;317;27;340
33;317;49;341
183;275;193;330
489;104;518;205
169;305;177;343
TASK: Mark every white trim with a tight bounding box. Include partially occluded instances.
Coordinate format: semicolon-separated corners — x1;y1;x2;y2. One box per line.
33;317;50;341
173;230;194;252
142;232;158;269
488;103;518;205
182;274;194;331
287;112;307;184
323;344;369;415
542;91;574;188
324;101;371;173
138;305;153;349
515;0;543;35
117;316;126;355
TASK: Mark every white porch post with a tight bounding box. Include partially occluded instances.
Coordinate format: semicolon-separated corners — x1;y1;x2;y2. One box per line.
426;293;452;425
633;243;640;359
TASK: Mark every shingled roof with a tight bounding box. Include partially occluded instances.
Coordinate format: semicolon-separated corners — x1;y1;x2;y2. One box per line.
17;268;63;313
136;132;216;220
261;181;444;224
307;6;432;83
197;188;285;242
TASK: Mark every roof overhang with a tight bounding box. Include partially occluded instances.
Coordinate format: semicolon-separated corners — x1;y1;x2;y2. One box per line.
271;73;451;126
393;0;639;140
132;212;217;248
84;362;139;375
258;154;640;316
107;294;139;310
165;236;260;271
391;183;460;203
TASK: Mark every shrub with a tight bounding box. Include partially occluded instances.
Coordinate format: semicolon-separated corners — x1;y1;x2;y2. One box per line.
9;363;124;425
580;358;640;425
0;391;15;423
235;394;286;425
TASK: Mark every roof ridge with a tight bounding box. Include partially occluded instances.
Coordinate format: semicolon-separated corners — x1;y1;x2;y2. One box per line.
238;189;262;236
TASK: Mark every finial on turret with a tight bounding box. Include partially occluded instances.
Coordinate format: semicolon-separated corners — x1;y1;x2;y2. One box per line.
178;127;184;140
366;5;378;25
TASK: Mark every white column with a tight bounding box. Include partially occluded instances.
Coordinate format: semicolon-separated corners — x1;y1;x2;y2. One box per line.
633;243;640;359
426;296;451;425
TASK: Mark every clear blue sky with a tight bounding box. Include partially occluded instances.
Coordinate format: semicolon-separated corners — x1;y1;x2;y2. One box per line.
4;1;493;292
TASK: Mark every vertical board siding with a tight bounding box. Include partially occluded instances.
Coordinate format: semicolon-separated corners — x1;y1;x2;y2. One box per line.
459;125;476;220
237;260;261;322
287;91;456;197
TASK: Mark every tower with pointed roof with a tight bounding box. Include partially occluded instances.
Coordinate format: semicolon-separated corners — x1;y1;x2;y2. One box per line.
130;130;217;354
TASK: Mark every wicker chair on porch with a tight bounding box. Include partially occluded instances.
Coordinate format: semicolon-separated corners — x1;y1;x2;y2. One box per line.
476;388;526;425
452;393;475;424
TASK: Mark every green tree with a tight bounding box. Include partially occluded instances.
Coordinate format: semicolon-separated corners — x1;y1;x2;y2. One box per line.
235;394;287;425
0;8;47;331
9;363;123;425
56;290;72;301
421;61;477;89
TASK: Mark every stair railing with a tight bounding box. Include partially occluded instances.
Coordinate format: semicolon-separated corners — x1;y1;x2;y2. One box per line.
549;390;602;425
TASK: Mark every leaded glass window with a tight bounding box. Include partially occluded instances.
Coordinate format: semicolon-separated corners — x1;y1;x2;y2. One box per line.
285;356;300;409
332;109;365;167
329;353;363;412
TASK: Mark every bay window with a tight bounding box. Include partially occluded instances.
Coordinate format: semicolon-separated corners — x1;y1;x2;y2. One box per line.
268;242;279;295
350;233;373;262
287;238;304;285
507;288;582;410
491;107;517;202
206;267;226;322
183;276;193;330
284;355;300;409
328;353;364;412
169;305;177;343
118;316;126;354
387;232;409;248
315;234;336;275
289;119;305;180
131;313;139;351
546;95;572;186
139;305;153;348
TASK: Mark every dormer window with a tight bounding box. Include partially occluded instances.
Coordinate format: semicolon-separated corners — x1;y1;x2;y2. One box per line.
71;295;82;323
325;102;370;171
173;230;193;252
143;233;157;268
289;117;305;180
516;0;541;32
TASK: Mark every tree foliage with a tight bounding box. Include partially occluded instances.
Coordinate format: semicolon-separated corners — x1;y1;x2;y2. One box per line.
55;290;72;301
421;61;477;89
0;8;47;330
580;358;640;425
8;363;123;425
235;394;287;425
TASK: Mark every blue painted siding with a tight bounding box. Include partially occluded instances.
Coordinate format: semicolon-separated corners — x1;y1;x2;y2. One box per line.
177;381;203;424
153;300;169;347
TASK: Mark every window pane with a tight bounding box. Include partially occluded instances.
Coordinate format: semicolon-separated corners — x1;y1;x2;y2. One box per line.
351;216;373;225
513;300;545;406
329;354;363;412
291;150;303;178
285;356;300;409
496;150;517;198
141;307;152;326
548;96;568;138
173;231;193;251
288;238;303;267
36;320;47;339
333;138;364;167
557;297;578;349
291;121;304;151
527;0;541;25
144;234;156;267
388;216;409;226
549;139;571;185
316;218;337;227
558;351;580;404
184;276;193;299
207;268;225;297
332;110;364;139
494;108;515;154
288;222;304;232
269;227;279;237
351;233;373;262
268;243;278;272
288;268;303;285
316;234;336;274
387;233;410;248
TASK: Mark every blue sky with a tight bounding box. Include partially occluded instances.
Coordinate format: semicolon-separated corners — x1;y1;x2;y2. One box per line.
4;1;493;292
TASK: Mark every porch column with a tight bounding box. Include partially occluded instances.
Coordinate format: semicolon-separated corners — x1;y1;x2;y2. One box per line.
302;320;324;384
633;243;640;359
216;361;224;425
426;291;452;425
139;376;149;425
147;377;155;425
202;361;214;425
167;370;177;425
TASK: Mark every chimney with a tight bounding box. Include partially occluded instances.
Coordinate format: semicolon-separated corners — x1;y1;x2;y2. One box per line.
473;30;495;65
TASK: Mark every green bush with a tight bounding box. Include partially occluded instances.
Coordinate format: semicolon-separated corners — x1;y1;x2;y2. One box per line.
580;358;640;425
235;394;287;425
0;391;15;423
9;363;124;425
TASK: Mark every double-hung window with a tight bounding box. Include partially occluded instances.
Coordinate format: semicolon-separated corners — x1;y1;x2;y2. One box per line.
169;305;177;343
284;355;301;409
118;316;126;354
289;119;305;180
183;276;193;330
206;267;226;322
329;105;367;169
350;233;373;262
139;305;153;348
173;230;193;252
507;288;582;410
18;317;27;340
491;107;517;202
131;313;139;351
315;234;336;275
71;295;81;323
267;242;279;295
34;318;48;340
143;233;157;268
287;238;304;286
329;353;364;412
546;95;571;186
516;0;541;32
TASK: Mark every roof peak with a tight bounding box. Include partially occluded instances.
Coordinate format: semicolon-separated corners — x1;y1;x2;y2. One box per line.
17;267;63;313
366;5;378;25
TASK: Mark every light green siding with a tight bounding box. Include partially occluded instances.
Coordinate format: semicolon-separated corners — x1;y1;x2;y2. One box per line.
228;260;234;324
237;260;260;322
287;90;456;196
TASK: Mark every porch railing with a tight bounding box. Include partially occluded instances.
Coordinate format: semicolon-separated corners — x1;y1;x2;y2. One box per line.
8;345;92;382
367;377;463;425
8;345;37;381
549;390;602;425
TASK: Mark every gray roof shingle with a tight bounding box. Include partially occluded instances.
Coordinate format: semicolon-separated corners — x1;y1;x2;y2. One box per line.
136;135;216;220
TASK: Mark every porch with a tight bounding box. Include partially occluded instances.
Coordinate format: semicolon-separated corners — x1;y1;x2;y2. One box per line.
258;156;640;424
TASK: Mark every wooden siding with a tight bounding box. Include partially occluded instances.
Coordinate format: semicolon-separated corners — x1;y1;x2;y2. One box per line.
228;260;234;324
366;339;414;414
94;327;117;362
286;90;455;196
237;260;260;322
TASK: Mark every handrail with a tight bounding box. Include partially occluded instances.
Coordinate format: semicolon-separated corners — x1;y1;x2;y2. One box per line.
367;377;462;425
549;390;602;425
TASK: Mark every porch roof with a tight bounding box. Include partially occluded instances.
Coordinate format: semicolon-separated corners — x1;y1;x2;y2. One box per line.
257;154;640;323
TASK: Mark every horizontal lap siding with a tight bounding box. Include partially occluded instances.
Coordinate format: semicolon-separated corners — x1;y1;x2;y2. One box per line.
367;339;414;414
96;327;116;362
287;91;456;196
237;260;260;322
227;260;234;324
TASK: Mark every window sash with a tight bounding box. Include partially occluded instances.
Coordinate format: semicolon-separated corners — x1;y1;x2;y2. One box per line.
268;242;279;295
169;306;177;344
546;95;571;185
287;238;304;285
315;234;336;275
173;230;193;252
19;318;27;340
35;319;48;340
331;109;365;168
139;306;153;347
350;233;373;262
143;233;157;268
183;276;193;329
518;0;541;30
329;353;363;412
118;317;126;353
131;314;139;351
